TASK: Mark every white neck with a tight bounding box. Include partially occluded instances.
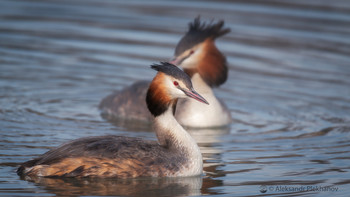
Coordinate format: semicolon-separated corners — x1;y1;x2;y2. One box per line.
154;106;202;176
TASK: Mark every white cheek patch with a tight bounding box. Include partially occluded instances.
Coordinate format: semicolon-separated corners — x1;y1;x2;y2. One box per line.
163;77;187;99
173;88;186;98
181;46;203;69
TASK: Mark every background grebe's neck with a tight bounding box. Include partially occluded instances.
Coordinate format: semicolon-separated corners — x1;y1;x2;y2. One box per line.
153;103;203;176
190;73;212;94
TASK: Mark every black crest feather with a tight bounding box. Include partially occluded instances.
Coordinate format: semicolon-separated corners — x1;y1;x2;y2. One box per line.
150;62;192;89
175;16;231;56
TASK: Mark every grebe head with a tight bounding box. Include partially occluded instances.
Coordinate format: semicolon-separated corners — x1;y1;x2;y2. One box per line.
171;17;230;87
171;16;230;67
146;62;208;117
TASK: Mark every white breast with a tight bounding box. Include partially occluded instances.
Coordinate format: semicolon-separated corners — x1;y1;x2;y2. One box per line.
175;73;232;128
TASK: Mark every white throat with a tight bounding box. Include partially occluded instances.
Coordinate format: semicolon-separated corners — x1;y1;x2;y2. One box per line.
154;106;203;176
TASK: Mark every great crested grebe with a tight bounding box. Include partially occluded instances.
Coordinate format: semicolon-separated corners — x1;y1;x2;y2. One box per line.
172;17;231;128
17;62;208;178
99;17;231;128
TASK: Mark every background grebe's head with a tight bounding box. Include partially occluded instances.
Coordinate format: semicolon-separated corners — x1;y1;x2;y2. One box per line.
171;16;230;67
170;17;230;87
146;62;209;117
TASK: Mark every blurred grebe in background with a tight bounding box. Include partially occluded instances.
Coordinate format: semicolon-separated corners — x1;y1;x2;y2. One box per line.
18;62;208;178
99;17;231;128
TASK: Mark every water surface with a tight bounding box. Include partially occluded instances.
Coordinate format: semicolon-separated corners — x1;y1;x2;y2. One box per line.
1;0;350;196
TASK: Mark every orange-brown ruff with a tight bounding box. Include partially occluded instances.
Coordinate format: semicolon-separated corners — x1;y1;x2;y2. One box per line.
146;72;173;116
18;62;207;178
184;38;227;87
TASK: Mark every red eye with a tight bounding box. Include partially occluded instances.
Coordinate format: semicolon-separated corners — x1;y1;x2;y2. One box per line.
173;81;179;86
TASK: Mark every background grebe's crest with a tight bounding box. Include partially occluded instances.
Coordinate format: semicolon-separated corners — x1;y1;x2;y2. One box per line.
175;16;231;56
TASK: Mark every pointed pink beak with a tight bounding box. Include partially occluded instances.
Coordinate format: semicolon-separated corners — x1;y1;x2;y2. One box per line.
183;88;209;105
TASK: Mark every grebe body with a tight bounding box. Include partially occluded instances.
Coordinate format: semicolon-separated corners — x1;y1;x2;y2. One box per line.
18;62;208;178
99;80;152;123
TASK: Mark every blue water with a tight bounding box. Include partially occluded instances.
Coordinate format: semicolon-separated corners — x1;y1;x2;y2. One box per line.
1;0;350;196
